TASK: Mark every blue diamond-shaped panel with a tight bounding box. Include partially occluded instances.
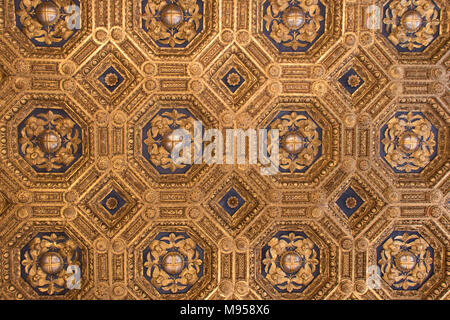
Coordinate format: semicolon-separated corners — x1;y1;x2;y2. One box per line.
100;190;126;215
218;187;246;216
336;186;364;218
14;0;81;47
98;66;125;93
338;68;364;95
221;67;245;93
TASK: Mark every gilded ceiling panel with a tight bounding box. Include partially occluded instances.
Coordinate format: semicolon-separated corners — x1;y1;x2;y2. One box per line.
0;0;448;300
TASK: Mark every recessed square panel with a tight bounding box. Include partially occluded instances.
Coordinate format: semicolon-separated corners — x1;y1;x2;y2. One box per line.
221;67;245;94
218;187;246;216
338;68;365;95
100;189;126;215
336;186;364;218
98;66;125;93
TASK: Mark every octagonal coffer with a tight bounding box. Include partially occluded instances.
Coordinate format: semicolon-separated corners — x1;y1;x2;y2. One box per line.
14;0;82;47
18;108;83;173
266;111;322;174
20;232;83;296
142;232;204;295
377;231;434;291
261;0;326;52
142;108;198;175
380;111;438;174
382;0;441;53
261;231;320;293
141;0;204;48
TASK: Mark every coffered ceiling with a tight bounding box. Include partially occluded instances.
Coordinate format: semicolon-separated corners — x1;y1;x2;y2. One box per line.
0;0;448;300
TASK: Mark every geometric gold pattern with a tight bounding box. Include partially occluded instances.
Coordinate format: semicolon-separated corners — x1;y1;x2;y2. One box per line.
0;0;448;301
